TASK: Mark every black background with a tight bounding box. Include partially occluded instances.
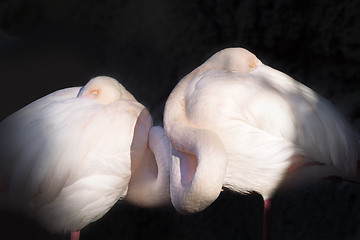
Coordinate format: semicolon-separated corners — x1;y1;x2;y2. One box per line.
0;0;360;239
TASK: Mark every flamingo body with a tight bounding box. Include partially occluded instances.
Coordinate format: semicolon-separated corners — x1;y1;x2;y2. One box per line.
164;48;360;214
0;76;170;237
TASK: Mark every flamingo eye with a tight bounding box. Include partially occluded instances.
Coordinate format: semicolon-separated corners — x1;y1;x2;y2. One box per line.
249;61;256;68
91;91;98;96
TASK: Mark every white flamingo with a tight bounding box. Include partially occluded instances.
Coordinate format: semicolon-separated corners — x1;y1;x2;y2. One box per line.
0;76;170;240
163;48;360;240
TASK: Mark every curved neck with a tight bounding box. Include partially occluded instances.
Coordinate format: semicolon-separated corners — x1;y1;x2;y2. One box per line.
146;126;171;206
125;110;171;207
164;68;228;214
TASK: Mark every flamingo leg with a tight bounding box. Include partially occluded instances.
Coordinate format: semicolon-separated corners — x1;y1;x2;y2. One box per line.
263;198;271;240
70;230;80;240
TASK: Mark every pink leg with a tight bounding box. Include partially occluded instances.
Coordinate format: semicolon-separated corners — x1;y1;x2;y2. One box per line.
263;198;271;240
70;230;80;240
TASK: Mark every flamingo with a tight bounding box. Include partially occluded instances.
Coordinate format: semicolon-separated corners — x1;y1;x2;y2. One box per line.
0;76;171;240
163;48;360;240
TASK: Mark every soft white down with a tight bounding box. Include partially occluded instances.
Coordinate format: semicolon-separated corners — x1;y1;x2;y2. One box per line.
0;76;170;236
164;48;360;214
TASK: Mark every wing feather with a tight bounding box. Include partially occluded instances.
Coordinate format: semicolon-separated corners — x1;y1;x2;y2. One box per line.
1;87;143;215
185;67;360;175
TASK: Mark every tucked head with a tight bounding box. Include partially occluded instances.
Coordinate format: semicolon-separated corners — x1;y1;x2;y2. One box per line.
77;76;136;105
203;48;262;73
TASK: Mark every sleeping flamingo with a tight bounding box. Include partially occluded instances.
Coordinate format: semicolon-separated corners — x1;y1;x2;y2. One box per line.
163;48;360;240
0;76;171;240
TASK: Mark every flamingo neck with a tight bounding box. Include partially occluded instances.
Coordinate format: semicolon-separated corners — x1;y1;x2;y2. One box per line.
164;68;228;214
125;110;171;207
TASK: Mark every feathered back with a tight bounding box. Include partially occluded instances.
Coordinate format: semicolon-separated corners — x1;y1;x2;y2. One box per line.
0;86;143;233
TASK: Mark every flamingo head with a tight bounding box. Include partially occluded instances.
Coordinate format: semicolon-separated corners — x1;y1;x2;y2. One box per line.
203;47;262;73
77;76;136;104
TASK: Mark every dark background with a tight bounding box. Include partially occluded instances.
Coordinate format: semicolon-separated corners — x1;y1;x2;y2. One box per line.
0;0;360;239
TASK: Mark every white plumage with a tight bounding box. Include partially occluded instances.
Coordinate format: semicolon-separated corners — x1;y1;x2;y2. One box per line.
164;48;360;239
0;76;170;239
